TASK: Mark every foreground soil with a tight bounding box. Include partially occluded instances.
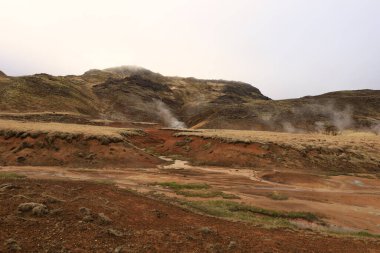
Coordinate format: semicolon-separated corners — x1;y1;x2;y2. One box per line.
1;179;379;253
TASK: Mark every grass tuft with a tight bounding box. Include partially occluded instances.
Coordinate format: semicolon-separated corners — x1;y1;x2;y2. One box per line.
176;190;240;199
155;182;210;190
182;200;320;223
0;172;26;179
267;191;289;201
353;231;380;238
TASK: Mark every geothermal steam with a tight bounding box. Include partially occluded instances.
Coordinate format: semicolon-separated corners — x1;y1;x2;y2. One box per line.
154;100;186;128
257;101;356;133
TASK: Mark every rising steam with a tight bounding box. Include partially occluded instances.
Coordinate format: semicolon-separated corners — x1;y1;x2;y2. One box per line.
154;100;186;128
257;100;356;133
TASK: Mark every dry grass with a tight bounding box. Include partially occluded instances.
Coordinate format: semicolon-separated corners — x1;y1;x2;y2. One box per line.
175;129;380;161
0;119;142;138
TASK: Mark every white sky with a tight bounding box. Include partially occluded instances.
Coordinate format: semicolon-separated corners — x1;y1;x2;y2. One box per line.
0;0;379;99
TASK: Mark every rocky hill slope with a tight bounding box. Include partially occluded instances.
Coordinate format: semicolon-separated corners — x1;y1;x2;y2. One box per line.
0;66;379;132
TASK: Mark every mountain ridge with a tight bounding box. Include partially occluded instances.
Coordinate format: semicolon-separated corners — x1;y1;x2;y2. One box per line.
0;66;378;132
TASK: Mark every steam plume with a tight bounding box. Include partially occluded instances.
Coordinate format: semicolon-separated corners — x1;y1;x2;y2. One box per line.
154;100;186;128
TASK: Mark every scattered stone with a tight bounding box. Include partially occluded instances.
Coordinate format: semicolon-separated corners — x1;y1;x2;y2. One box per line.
206;243;222;253
107;228;124;237
100;136;110;145
32;204;49;216
199;227;213;235
20;132;29;139
79;207;92;215
98;213;112;225
0;183;19;191
85;153;96;160
82;215;94;222
16;156;26;163
18;202;48;216
5;238;21;251
18;202;41;212
150;209;167;218
43;194;64;204
114;245;124;253
228;241;237;250
29;131;42;139
50;208;64;216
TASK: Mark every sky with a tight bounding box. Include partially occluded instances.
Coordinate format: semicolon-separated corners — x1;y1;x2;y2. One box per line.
0;0;379;99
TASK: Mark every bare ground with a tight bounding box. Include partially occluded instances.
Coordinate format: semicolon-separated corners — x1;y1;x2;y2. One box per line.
1;123;380;252
1;178;380;253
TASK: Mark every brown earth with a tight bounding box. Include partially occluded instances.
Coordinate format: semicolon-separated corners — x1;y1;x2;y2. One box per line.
1;178;380;253
0;133;162;168
1;121;380;252
129;129;380;173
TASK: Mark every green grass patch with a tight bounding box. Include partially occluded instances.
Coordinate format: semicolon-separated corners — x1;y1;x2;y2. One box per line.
92;179;115;185
353;231;380;238
267;191;289;201
176;190;240;199
182;200;319;223
155;182;210;190
329;230;380;239
0;172;26;179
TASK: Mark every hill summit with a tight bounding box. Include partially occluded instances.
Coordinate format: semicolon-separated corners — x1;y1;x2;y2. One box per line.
0;66;378;132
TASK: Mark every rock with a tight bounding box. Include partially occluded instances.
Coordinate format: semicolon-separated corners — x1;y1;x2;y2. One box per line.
18;202;48;216
98;213;112;225
228;241;237;250
43;194;63;204
199;227;213;235
85;153;96;160
20;132;29;139
150;209;167;218
114;245;124;253
50;208;64;216
83;215;94;222
107;228;124;237
206;243;222;253
32;205;49;216
5;238;21;251
16;156;26;163
79;207;92;215
18;202;41;212
0;183;19;191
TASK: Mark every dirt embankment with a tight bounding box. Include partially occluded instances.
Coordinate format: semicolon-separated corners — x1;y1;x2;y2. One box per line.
0;123;378;173
130;129;380;173
0;131;162;168
1;178;379;253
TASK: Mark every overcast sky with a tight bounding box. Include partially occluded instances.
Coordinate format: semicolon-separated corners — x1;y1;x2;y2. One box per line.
0;0;379;99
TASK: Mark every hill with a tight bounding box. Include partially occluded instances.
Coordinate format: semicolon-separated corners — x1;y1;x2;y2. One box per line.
0;66;378;132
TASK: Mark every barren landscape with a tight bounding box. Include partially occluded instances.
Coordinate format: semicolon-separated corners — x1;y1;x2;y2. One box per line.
0;67;380;252
1;116;380;252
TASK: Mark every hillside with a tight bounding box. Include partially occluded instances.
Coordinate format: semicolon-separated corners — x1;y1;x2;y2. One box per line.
0;66;379;132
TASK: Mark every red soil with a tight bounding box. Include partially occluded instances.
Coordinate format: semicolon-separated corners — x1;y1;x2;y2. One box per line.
1;178;379;253
0;134;162;168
